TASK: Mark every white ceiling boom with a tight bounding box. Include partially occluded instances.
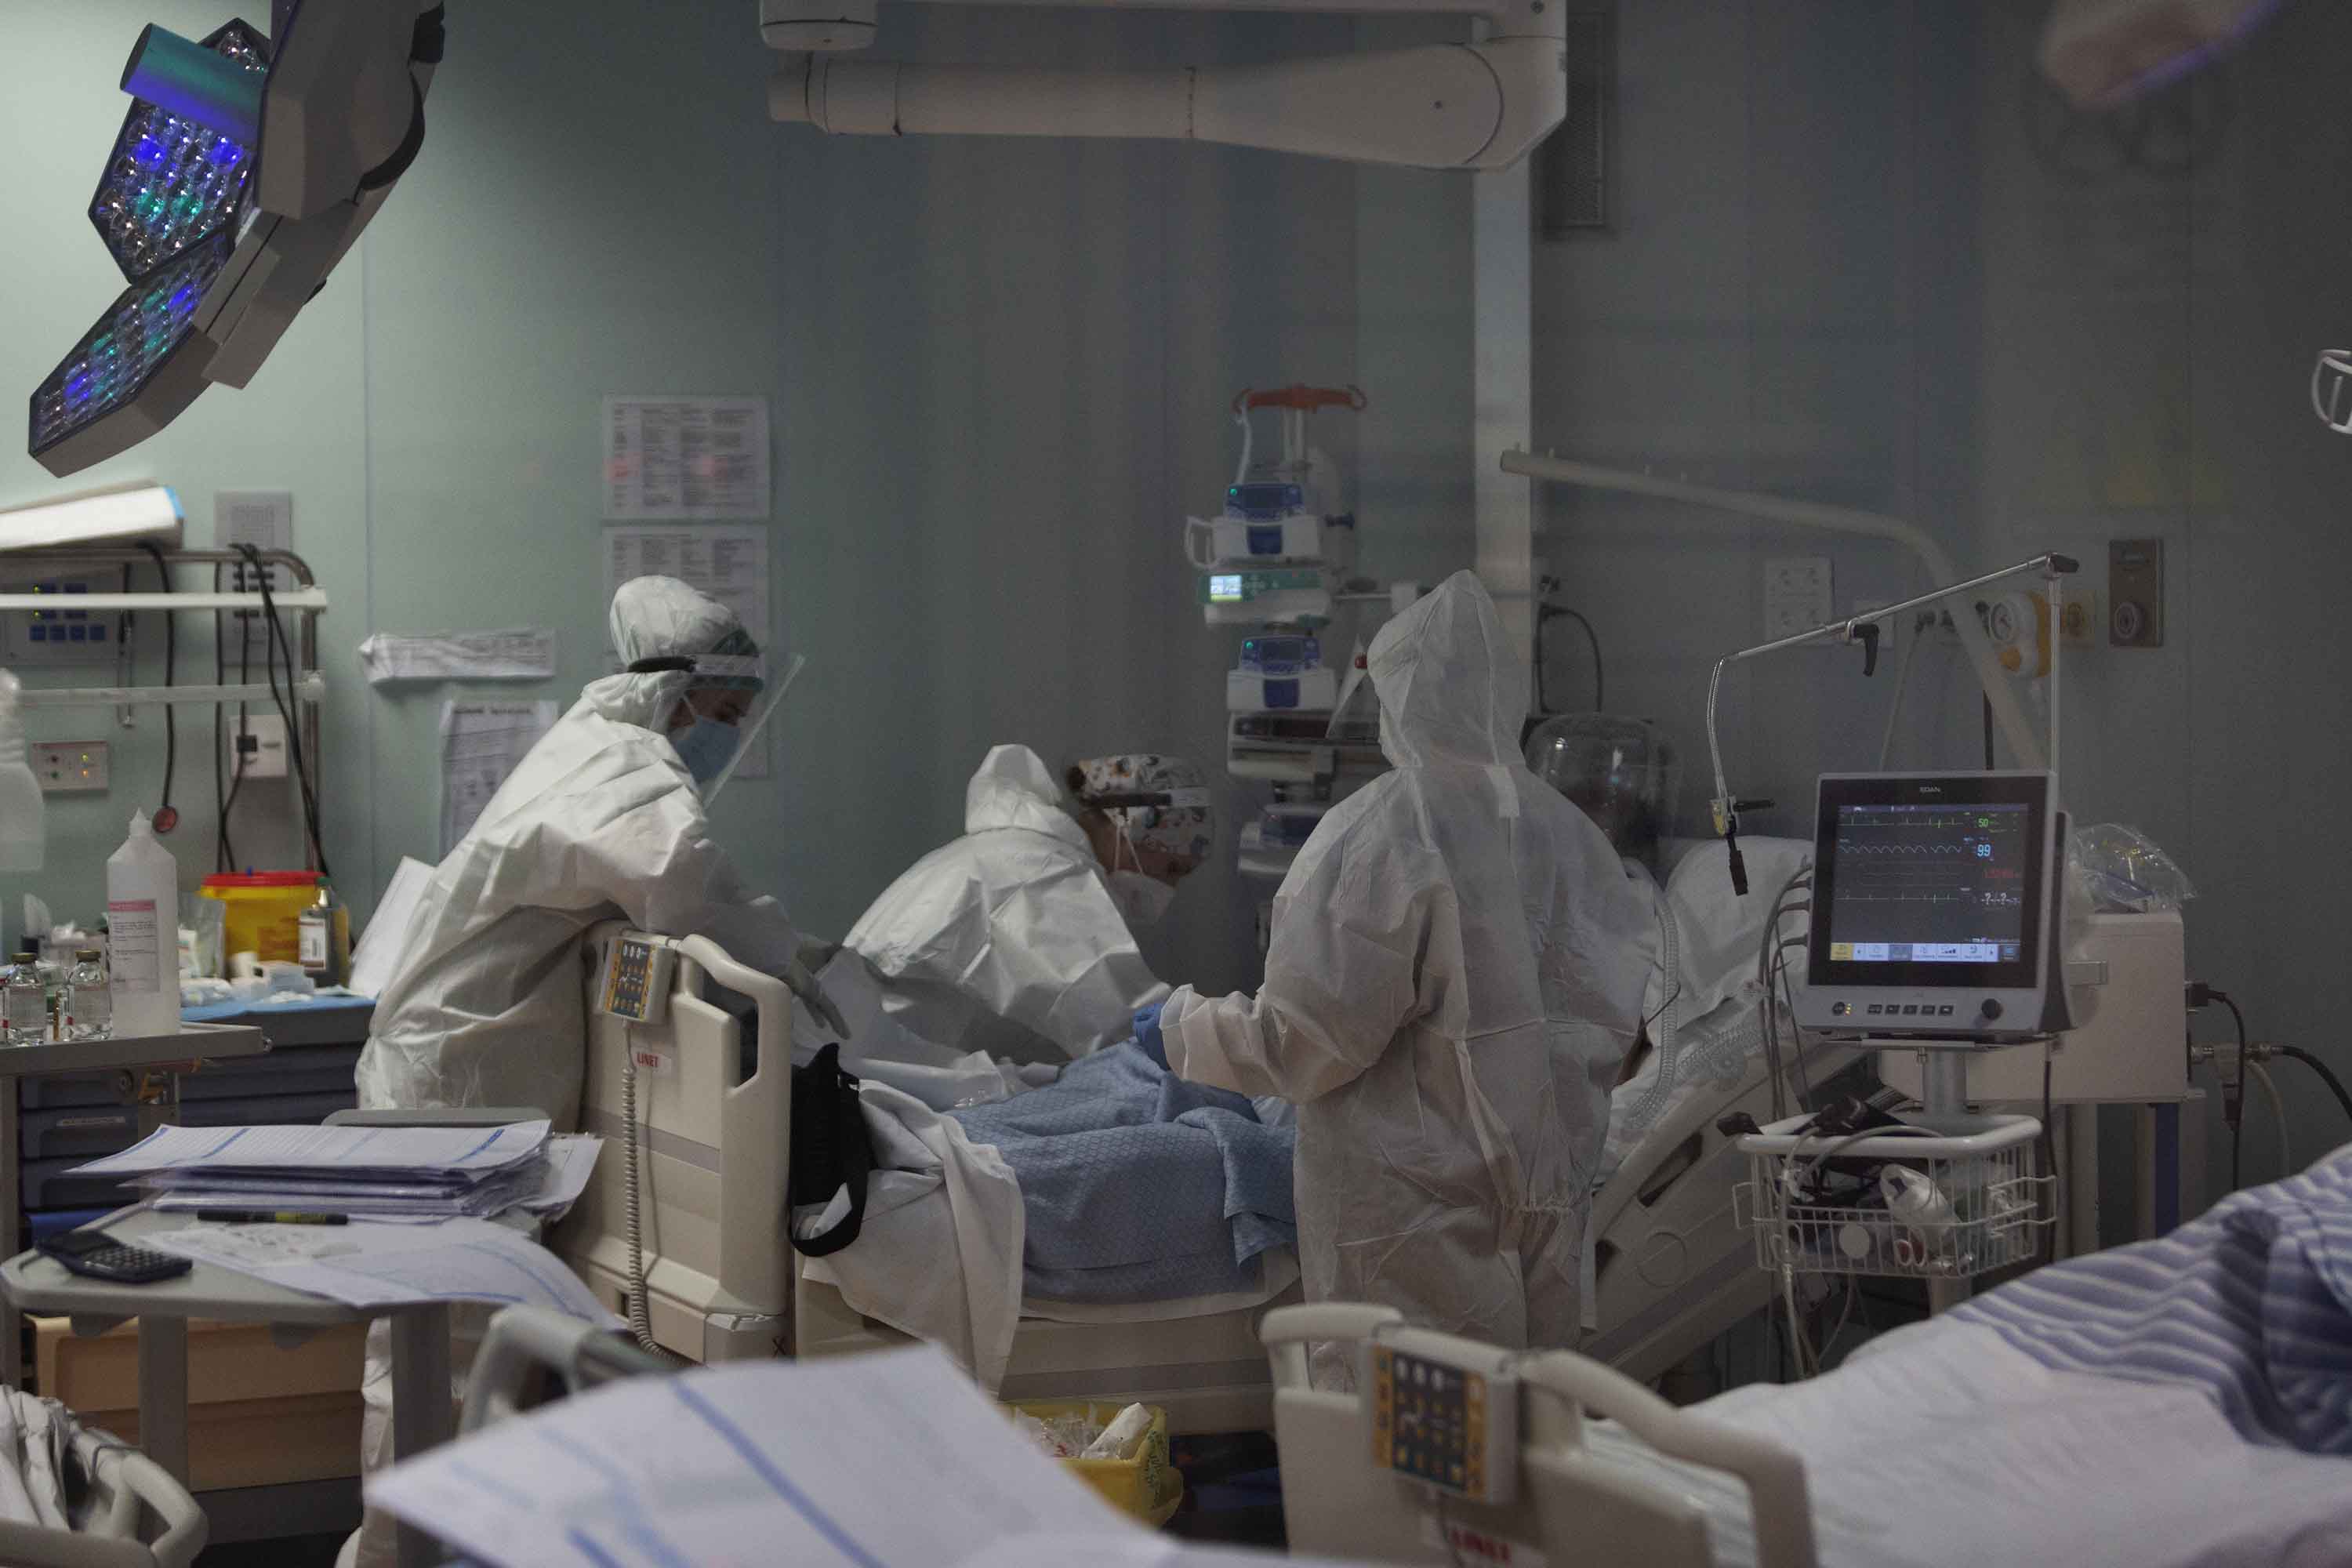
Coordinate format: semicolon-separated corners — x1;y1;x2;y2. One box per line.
763;0;1566;171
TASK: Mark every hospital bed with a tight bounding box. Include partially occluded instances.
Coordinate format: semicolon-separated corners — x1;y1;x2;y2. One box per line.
1273;1145;2352;1568
550;924;1298;1433
1582;1036;1866;1384
550;919;1863;1425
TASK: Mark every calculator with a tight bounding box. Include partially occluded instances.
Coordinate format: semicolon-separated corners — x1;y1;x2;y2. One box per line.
36;1229;192;1284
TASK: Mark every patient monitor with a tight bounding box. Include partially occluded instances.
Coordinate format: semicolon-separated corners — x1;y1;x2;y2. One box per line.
1795;771;2068;1044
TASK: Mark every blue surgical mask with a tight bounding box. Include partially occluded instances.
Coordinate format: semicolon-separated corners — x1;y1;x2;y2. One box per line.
672;716;739;787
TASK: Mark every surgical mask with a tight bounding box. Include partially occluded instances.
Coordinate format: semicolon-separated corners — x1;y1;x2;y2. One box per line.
1109;869;1178;928
672;716;739;787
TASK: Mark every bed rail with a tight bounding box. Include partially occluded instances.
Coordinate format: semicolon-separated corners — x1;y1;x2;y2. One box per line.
1263;1304;1817;1568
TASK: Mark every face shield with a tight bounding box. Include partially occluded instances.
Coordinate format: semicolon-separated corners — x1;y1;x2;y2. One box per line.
700;653;804;804
636;651;806;804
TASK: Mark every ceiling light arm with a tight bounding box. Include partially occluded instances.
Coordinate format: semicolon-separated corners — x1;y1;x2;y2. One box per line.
764;0;1567;172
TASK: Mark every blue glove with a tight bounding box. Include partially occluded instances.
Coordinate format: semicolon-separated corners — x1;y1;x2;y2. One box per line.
1132;1002;1170;1070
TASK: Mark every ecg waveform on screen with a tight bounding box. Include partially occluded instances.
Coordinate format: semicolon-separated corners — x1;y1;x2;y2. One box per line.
1835;814;2023;901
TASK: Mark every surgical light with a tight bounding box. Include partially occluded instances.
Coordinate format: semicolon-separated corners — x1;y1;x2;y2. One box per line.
29;236;231;475
92;21;270;284
27;2;442;478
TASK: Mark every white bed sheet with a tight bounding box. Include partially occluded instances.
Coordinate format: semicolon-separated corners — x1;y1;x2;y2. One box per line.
1022;1249;1298;1325
1599;837;1813;1189
1578;1319;2352;1568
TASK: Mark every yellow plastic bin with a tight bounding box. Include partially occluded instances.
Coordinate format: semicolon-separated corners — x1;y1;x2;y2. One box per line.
1007;1401;1185;1527
200;871;321;964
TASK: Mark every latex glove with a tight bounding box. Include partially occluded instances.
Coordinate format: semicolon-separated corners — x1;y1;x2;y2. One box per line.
797;938;844;975
787;960;850;1039
1132;1001;1169;1070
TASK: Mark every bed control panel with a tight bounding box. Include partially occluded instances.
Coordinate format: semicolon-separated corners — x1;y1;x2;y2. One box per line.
595;931;677;1025
1367;1330;1519;1505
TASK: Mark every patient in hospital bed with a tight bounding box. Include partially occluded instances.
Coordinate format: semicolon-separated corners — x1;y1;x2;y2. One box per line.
1599;835;1813;1189
949;1040;1295;1303
1578;1142;2352;1567
793;1033;1298;1391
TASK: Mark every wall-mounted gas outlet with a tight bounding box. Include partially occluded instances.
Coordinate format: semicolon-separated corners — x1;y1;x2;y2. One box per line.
31;741;107;793
1;568;116;666
2109;539;2163;648
227;713;288;779
1763;557;1834;641
1918;587;2097;662
2055;589;2099;649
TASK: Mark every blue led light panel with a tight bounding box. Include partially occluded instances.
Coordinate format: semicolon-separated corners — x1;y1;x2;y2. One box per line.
89;20;270;284
31;234;230;459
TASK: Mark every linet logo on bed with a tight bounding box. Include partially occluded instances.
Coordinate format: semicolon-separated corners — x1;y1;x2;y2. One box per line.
1421;1517;1545;1567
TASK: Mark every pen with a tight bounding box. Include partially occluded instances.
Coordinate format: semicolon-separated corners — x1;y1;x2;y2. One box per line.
195;1210;350;1225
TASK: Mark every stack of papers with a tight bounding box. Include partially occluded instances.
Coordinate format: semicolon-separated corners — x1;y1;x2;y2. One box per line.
70;1121;601;1222
371;1345;1335;1568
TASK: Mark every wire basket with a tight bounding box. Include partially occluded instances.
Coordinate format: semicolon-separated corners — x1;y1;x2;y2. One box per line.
1732;1113;2056;1281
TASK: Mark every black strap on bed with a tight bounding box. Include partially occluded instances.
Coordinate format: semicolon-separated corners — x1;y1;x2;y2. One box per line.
787;1044;873;1258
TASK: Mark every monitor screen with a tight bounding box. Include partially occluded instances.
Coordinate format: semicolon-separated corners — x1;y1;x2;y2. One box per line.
1825;802;2032;965
1808;773;2049;991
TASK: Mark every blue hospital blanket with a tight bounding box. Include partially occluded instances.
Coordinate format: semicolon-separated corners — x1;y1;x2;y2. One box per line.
1936;1142;2352;1453
949;1042;1297;1305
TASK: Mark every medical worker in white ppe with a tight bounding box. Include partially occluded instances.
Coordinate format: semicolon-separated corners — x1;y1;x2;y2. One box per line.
824;746;1214;1071
354;574;839;1127
1139;571;1657;1366
345;575;837;1568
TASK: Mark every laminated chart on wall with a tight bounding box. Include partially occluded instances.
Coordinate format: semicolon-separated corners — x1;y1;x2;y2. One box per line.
601;397;772;521
604;524;774;780
440;700;559;853
359;627;557;684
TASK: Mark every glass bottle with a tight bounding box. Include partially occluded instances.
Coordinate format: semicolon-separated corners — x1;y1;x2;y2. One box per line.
65;949;112;1042
3;953;45;1045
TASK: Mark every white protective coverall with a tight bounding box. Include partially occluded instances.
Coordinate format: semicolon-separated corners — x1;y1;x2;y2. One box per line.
346;577;817;1568
1159;570;1659;1357
839;743;1169;1065
354;578;813;1127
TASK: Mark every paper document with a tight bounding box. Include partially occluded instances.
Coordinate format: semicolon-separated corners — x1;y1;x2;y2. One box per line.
350;856;434;999
441;700;559;853
369;1345;1127;1568
72;1120;551;1182
147;1218;619;1326
360;628;557;685
136;1135;599;1216
517;1134;603;1216
601;397;771;520
603;524;773;779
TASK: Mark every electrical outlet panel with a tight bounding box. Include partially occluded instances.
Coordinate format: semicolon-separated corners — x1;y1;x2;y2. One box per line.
227;713;288;779
217;492;292;655
0;568;116;666
2109;539;2163;648
31;742;107;793
1763;557;1834;641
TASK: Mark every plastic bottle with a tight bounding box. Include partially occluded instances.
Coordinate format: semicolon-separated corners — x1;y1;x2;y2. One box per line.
2;953;43;1045
107;811;179;1038
65;949;111;1041
0;670;42;874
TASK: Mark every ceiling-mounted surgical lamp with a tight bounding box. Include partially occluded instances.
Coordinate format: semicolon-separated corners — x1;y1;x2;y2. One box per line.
761;0;1567;172
28;2;445;477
